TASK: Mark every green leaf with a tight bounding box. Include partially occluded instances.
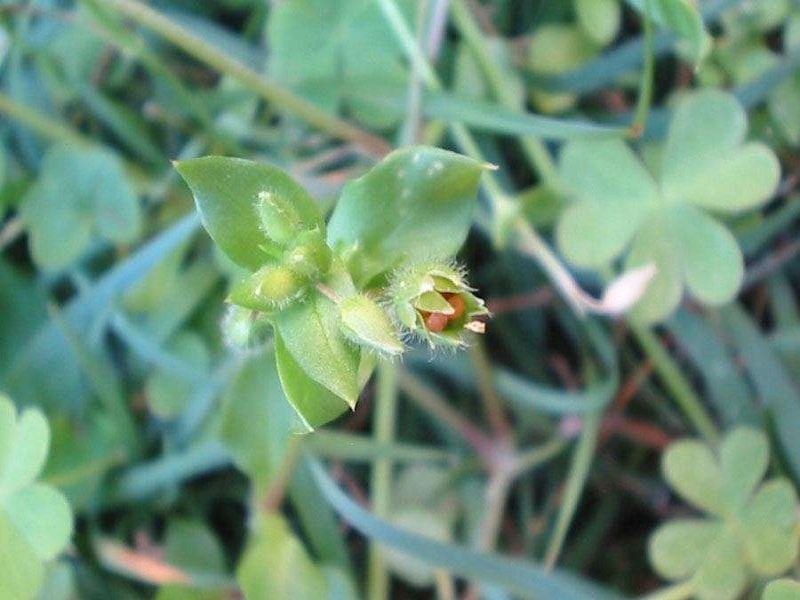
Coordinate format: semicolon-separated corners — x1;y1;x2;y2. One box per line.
741;480;799;575
527;25;600;113
267;0;412;128
764;579;800;600
236;513;328;600
662;439;724;515
274;332;350;431
556;91;779;323
309;459;621;600
691;528;748;600
662;90;780;212
327;146;485;285
557;139;658;267
275;261;361;407
20;143;141;271
218;352;298;487
0;395;73;600
625;214;684;324
627;0;712;66
175;156;322;271
720;427;769;512
648;519;720;580
145;331;210;420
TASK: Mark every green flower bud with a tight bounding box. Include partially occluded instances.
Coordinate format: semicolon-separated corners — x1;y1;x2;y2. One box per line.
221;305;272;351
228;262;308;312
255;189;303;246
389;262;489;347
340;294;404;356
286;229;332;281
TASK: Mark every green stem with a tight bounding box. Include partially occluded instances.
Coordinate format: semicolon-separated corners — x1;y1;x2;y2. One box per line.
448;0;559;189
368;361;399;600
543;411;601;570
630;0;656;137
631;323;719;445
100;0;391;158
0;93;89;146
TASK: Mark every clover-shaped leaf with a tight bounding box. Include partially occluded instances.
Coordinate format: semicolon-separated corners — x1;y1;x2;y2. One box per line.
764;579;800;600
20;143;141;271
0;395;73;600
267;0;413;128
557;90;780;323
648;427;799;600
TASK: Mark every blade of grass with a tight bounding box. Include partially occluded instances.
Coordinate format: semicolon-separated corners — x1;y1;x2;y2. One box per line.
309;458;623;600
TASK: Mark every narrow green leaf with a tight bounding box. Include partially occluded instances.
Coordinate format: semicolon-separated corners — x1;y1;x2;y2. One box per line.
309;459;621;600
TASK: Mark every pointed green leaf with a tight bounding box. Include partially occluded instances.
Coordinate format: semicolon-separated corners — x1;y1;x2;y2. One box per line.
274;332;350;431
175;156;322;271
327;146;485;284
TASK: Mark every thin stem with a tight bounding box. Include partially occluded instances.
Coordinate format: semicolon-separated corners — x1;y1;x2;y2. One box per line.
512;436;568;476
448;0;559;189
544;412;601;570
630;0;656;138
368;361;399;600
262;436;304;512
398;369;494;458
99;0;391;158
631;323;719;445
0;93;89;146
469;341;511;437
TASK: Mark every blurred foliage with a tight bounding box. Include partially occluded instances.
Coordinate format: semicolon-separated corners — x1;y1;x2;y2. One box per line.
0;0;799;599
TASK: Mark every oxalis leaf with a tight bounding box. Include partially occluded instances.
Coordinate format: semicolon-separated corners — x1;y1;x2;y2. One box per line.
0;395;73;600
20;143;141;271
175;156;323;271
267;0;414;128
327;146;487;286
556;90;780;323
648;427;799;600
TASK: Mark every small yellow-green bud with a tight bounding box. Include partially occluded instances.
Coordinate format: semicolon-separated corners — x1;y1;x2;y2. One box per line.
255;190;303;246
340;294;404;356
228;263;307;312
286;229;332;280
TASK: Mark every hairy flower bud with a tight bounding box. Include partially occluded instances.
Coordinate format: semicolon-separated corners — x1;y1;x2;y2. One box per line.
285;229;332;281
339;294;404;356
228;262;308;312
389;262;489;347
255;189;304;246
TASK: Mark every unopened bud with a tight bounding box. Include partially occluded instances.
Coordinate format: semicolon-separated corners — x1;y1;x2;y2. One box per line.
340;294;404;356
221;305;271;351
255;190;304;246
286;229;332;280
228;263;307;312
